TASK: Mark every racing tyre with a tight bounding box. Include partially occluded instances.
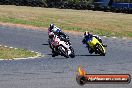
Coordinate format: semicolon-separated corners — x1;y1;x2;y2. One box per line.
98;45;105;56
96;44;105;56
58;45;69;58
69;46;75;58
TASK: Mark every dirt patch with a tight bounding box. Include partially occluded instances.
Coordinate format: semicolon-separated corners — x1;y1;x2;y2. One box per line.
0;22;83;36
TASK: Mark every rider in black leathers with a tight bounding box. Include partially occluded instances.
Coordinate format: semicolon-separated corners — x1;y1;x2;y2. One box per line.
82;31;107;54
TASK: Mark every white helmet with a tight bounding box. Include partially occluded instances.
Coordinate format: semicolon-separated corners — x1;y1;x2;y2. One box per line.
84;31;90;36
50;24;54;30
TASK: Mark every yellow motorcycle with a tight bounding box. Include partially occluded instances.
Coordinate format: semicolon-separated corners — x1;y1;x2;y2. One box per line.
86;37;106;56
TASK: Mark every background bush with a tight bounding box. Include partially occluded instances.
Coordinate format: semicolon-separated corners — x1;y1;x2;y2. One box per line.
0;0;94;9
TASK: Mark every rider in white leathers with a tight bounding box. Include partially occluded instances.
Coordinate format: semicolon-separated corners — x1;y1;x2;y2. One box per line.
48;24;70;57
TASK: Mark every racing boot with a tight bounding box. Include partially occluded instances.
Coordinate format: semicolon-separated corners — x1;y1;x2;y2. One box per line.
52;52;58;57
52;50;58;57
88;48;94;54
89;49;94;54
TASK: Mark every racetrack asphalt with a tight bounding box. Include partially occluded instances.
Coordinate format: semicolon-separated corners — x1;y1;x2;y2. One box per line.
0;25;132;88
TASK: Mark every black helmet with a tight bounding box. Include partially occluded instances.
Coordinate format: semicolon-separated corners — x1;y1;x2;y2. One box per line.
50;24;54;29
84;31;89;36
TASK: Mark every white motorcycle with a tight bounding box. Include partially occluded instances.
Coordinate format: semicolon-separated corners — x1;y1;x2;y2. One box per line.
50;35;75;58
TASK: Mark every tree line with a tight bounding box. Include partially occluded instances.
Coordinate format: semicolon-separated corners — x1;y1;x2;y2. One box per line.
0;0;94;9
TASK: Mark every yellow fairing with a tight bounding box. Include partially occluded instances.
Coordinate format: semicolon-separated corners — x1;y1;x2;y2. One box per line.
87;37;106;53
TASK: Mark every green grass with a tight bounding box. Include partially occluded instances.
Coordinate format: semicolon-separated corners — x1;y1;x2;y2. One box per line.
0;5;132;38
0;46;37;59
0;17;47;27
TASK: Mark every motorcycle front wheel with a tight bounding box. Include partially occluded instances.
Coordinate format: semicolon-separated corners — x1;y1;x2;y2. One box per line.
58;45;69;58
96;44;105;56
69;46;75;58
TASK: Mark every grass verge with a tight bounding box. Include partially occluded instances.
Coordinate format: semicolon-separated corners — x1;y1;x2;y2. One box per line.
0;46;37;60
0;5;132;38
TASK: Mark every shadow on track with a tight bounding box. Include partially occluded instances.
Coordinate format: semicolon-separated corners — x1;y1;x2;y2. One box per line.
76;54;101;56
46;53;101;57
46;54;52;56
42;44;49;45
45;54;70;59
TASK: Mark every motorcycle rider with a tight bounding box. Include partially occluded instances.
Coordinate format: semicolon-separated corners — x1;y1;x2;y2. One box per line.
82;31;107;54
48;24;71;57
48;24;69;40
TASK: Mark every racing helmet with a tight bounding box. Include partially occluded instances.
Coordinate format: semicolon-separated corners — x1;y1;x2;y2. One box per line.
50;24;54;30
84;31;89;36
